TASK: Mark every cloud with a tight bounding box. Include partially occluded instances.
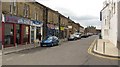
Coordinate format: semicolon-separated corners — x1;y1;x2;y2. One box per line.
35;0;102;29
55;7;101;29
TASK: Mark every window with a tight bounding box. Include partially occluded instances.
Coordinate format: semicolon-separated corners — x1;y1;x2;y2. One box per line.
113;3;116;14
10;2;13;14
24;4;29;17
105;19;106;25
104;29;109;36
10;1;17;15
109;10;111;20
23;26;29;43
4;24;14;46
13;1;17;15
35;11;38;20
16;24;20;44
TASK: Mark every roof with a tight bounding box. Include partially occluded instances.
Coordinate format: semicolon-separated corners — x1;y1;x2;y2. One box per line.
100;4;109;12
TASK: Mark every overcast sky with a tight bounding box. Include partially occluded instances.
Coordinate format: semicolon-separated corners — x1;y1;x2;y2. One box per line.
36;0;105;29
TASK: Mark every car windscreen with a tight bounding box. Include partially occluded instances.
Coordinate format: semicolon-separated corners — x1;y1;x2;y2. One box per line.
47;37;53;40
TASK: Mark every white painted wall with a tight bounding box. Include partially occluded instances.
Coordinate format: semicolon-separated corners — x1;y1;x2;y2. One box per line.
101;4;109;40
108;0;118;47
101;0;118;47
117;1;120;43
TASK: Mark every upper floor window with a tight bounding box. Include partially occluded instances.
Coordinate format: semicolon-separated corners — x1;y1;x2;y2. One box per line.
113;3;116;14
24;4;29;18
34;8;39;20
10;1;17;15
35;11;38;20
105;19;106;25
10;2;13;14
13;1;17;15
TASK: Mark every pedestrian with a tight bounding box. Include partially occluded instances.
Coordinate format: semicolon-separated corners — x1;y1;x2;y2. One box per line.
38;32;41;41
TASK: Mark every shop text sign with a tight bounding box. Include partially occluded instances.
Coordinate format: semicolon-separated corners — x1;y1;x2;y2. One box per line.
5;15;18;23
5;15;31;25
47;24;55;29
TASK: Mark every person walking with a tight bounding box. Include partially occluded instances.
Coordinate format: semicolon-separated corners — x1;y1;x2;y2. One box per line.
38;33;41;41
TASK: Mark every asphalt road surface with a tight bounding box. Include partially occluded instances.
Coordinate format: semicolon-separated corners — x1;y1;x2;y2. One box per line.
2;35;119;65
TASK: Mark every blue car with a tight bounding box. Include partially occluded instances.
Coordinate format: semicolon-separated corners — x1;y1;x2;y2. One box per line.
41;36;59;47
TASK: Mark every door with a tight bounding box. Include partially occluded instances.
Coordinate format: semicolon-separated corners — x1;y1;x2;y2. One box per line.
4;23;14;47
16;24;20;44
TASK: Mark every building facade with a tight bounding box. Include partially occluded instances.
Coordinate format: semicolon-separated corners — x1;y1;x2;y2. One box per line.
80;26;84;34
100;0;120;49
68;19;82;36
47;9;59;37
2;2;43;48
1;1;83;48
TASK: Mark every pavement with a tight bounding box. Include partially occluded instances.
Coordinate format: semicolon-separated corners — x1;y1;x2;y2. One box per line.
90;39;120;60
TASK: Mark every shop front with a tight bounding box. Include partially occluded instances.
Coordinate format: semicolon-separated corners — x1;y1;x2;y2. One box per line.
30;20;43;44
47;24;55;36
2;14;31;48
60;26;65;39
54;25;59;37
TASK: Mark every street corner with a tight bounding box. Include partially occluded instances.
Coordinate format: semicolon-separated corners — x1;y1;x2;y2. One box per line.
88;39;120;60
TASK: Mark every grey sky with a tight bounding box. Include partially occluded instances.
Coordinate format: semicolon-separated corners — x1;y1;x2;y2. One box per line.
36;0;105;29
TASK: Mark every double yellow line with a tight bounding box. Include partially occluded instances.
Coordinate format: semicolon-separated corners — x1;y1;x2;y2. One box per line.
88;38;120;60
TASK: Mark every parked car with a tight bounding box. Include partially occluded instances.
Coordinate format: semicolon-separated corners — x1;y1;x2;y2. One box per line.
41;36;59;47
68;33;81;41
68;34;77;41
73;33;81;39
81;34;89;38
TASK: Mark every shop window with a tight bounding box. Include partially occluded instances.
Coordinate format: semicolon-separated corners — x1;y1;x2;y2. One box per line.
36;27;41;41
31;26;34;43
23;26;29;43
4;24;14;47
16;24;20;44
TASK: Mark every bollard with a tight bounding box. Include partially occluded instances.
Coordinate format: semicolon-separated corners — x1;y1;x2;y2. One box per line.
15;43;17;48
103;42;105;54
96;40;98;50
25;42;27;49
2;45;4;50
15;43;18;52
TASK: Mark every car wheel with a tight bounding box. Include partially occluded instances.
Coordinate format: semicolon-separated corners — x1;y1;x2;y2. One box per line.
41;44;43;47
56;42;59;45
51;43;54;47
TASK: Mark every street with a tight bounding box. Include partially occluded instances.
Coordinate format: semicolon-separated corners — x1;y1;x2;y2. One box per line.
2;35;119;65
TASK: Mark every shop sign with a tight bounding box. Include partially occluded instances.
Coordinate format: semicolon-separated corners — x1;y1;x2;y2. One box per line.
18;18;31;25
5;15;18;23
5;15;31;25
68;26;72;29
60;27;65;31
47;24;55;29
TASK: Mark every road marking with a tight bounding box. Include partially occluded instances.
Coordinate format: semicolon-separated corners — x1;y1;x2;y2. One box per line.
88;38;120;60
